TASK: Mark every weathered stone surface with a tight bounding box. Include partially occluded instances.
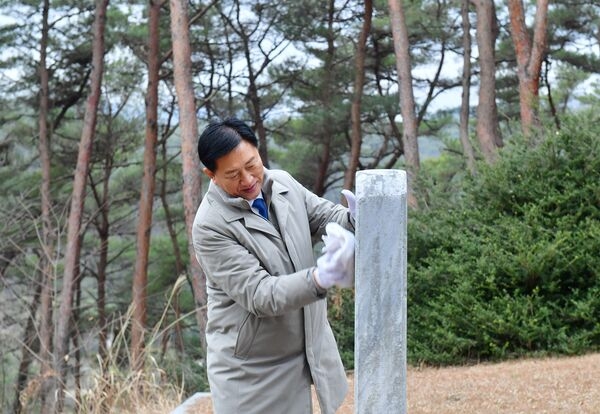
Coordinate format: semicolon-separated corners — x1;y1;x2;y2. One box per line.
170;392;211;414
355;169;407;414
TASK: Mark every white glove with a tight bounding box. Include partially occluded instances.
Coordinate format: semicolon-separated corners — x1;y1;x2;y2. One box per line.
341;189;356;220
315;222;355;289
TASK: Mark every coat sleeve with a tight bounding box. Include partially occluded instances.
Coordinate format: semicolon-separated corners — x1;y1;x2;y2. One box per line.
193;219;326;318
302;184;355;237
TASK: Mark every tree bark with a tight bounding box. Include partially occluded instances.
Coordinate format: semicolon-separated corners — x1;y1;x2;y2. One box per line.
234;3;266;163
313;0;336;197
13;274;42;414
131;0;161;372
372;35;405;170
37;1;55;411
87;145;112;413
343;0;372;193
169;0;207;351
248;80;270;168
221;0;289;169
73;275;83;404
473;0;502;163
387;0;419;207
543;59;560;130
508;0;549;134
160;140;185;353
96;154;112;364
459;0;477;175
49;0;108;410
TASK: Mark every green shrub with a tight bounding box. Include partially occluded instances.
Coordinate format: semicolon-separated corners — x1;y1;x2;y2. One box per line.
328;111;600;366
328;288;355;370
405;111;600;365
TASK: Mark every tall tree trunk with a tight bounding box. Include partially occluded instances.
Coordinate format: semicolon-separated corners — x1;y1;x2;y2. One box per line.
344;0;372;193
473;0;502;163
96;154;112;364
87;150;112;368
13;274;42;414
88;120;113;413
508;0;549;134
543;59;560;130
96;181;111;412
225;0;275;169
459;0;477;175
160;140;185;353
373;37;405;169
169;0;207;351
131;0;160;372
314;139;331;197
37;1;55;411
73;274;83;404
49;0;108;410
160;144;184;277
248;81;270;168
387;0;419;207
313;0;336;197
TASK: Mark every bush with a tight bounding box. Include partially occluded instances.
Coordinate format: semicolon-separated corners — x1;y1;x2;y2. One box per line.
328;288;355;370
406;112;600;365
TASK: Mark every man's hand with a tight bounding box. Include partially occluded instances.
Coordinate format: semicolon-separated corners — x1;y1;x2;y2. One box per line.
314;222;355;289
341;189;356;220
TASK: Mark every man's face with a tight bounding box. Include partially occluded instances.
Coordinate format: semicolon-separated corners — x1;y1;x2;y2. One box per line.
204;140;264;200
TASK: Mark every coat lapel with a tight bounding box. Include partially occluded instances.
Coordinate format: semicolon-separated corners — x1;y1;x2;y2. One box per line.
207;180;281;239
244;214;280;238
271;180;289;237
270;178;307;271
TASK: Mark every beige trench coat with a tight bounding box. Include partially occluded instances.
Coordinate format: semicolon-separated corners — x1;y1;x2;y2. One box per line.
192;169;354;414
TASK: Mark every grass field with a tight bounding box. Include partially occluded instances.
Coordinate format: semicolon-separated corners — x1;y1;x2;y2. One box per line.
171;352;600;413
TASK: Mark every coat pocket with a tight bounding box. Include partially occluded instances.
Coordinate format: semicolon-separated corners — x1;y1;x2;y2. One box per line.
234;312;261;360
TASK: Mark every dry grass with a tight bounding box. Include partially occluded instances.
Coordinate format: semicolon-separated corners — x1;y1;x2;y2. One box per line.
404;352;600;414
75;362;183;414
68;277;188;414
175;353;600;413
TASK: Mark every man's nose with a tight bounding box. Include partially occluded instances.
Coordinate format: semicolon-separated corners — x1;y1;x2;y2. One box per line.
240;169;252;185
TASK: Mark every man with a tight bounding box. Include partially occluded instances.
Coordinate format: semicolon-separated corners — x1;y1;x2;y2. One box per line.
192;117;356;413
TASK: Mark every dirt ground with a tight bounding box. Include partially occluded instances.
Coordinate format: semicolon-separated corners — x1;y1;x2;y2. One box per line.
180;352;600;413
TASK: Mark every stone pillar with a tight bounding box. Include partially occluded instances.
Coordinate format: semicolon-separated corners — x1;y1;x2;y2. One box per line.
355;169;407;414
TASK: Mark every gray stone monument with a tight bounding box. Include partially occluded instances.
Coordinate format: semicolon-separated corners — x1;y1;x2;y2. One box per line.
355;169;407;414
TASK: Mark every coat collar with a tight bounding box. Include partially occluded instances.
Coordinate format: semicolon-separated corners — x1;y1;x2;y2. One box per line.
207;168;290;237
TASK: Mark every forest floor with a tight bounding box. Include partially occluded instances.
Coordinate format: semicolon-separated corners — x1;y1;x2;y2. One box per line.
174;352;600;413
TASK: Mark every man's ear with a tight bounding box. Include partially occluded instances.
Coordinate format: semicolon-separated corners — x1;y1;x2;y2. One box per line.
203;167;215;180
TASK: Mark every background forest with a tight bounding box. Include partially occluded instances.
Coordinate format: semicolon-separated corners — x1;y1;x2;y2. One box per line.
0;0;599;412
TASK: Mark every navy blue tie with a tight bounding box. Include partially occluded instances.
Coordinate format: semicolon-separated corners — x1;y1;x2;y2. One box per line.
253;198;269;220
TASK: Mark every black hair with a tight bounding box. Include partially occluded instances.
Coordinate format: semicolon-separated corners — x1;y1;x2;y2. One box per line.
197;117;258;172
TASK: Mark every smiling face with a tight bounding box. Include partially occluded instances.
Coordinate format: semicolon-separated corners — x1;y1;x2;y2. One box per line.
203;139;264;200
